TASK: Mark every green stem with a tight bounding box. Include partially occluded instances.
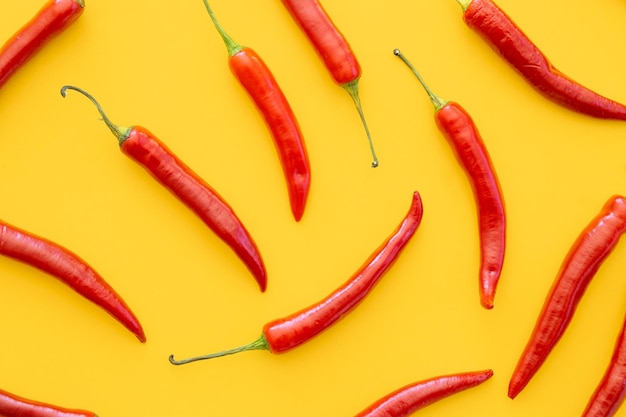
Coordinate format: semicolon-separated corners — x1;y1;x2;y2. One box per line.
73;0;85;7
343;80;379;168
168;334;269;365
201;0;242;56
455;0;472;11
392;49;448;112
60;85;131;145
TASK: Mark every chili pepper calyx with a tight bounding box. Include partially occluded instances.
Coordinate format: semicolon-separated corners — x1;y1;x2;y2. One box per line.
74;0;85;7
342;80;379;168
169;334;269;365
202;0;244;56
60;85;132;145
393;49;448;111
455;0;472;11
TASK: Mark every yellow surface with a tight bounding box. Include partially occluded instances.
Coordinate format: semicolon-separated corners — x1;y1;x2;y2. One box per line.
1;0;626;415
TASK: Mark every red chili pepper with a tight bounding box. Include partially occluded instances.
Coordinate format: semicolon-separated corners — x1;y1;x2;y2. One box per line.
508;195;626;399
169;191;423;364
280;0;379;167
201;0;311;222
394;48;505;310
0;0;84;91
582;309;626;417
60;85;267;292
0;387;96;417
354;369;493;417
0;218;144;341
455;0;626;119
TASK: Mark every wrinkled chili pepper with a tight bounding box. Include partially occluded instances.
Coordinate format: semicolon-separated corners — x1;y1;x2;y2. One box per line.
60;85;267;292
169;191;423;364
201;0;311;222
0;0;84;91
0;218;145;342
0;387;96;417
394;48;505;310
455;0;626;119
354;369;493;417
508;195;626;399
582;308;626;417
281;0;379;167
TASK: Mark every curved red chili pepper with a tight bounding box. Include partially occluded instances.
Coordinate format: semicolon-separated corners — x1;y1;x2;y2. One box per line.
582;309;626;417
0;0;84;90
201;0;311;222
456;0;626;120
354;369;493;417
280;0;379;167
394;49;505;310
169;191;423;364
0;219;145;342
0;387;96;417
60;85;267;292
508;195;626;399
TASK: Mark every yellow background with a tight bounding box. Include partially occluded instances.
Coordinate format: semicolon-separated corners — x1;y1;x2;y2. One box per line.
1;0;626;415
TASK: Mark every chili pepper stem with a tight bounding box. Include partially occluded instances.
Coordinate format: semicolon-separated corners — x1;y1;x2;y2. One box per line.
169;334;270;365
60;85;131;145
74;0;85;7
393;49;448;111
455;0;472;11
201;0;243;56
343;80;379;168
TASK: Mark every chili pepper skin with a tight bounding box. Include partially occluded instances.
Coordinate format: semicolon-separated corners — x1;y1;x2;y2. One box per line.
201;0;310;222
582;310;626;417
0;219;145;342
455;0;626;120
280;0;379;167
0;0;84;91
508;195;626;399
354;369;493;417
169;191;423;364
0;387;97;417
60;85;267;292
394;49;505;310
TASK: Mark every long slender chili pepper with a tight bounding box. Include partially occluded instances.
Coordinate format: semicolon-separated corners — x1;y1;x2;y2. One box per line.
201;0;311;222
60;85;267;292
508;195;626;399
394;48;505;310
0;387;96;417
354;369;493;417
582;309;626;417
0;218;145;342
280;0;379;167
169;191;423;364
455;0;626;120
0;0;84;91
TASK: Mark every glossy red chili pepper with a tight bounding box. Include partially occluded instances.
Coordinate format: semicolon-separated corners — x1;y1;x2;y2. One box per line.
394;49;505;310
0;0;84;91
169;191;423;364
354;369;493;417
582;309;626;417
280;0;379;167
0;218;145;342
0;387;96;417
455;0;626;119
201;0;311;222
508;195;626;399
60;85;267;292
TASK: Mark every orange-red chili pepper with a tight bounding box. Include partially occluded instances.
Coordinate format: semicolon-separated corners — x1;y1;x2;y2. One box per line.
508;195;626;399
280;0;379;167
201;0;311;222
0;0;84;91
354;370;493;417
0;218;145;342
455;0;626;119
169;191;423;365
60;85;267;292
394;49;505;310
582;308;626;417
0;387;96;417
